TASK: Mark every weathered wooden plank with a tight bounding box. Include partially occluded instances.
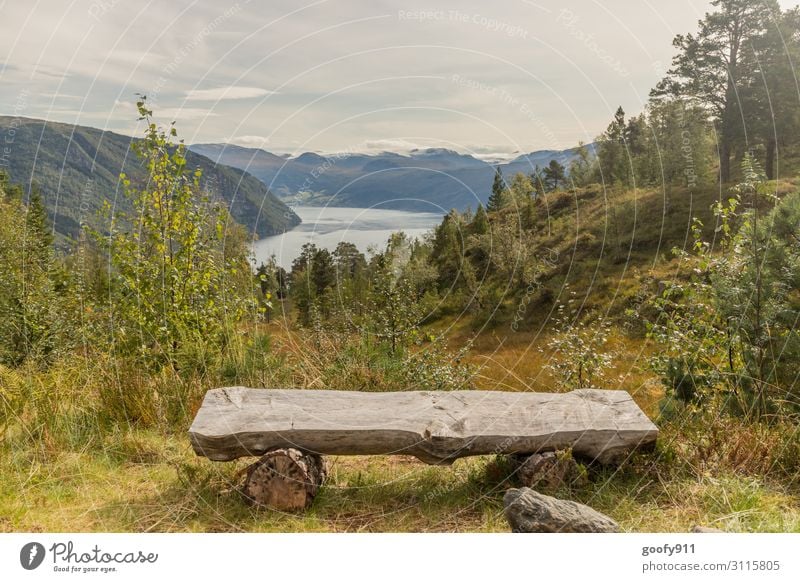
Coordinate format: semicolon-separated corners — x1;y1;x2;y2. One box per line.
189;387;658;465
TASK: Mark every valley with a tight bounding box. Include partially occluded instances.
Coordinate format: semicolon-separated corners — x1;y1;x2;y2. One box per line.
190;142;588;212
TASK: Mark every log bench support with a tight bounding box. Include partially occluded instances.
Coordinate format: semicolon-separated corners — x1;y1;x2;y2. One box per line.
242;448;326;511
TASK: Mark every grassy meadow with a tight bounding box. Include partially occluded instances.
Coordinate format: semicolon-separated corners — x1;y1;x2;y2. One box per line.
2;319;799;533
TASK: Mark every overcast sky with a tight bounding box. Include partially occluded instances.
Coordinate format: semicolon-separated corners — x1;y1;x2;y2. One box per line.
1;0;797;159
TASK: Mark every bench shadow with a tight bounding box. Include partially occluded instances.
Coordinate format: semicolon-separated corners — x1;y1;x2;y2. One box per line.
89;455;514;532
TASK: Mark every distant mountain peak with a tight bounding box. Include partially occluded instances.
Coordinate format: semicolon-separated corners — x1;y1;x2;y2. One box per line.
409;147;461;156
293;152;329;164
189;141;592;212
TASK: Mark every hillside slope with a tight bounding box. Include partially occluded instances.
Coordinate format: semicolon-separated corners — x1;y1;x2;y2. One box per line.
0;117;301;241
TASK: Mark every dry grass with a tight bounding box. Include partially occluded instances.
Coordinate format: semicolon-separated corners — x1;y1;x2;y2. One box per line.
1;424;798;533
2;327;798;533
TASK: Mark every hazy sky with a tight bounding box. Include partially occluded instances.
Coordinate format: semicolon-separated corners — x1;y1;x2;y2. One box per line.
1;0;797;158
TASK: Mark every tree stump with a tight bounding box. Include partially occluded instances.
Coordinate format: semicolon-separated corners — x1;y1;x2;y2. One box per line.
242;448;326;511
512;450;588;490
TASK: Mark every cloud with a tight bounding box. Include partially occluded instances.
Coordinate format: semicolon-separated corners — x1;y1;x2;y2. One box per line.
464;144;521;161
184;86;276;101
226;135;271;148
116;100;217;121
155;107;219;120
32;64;71;80
39;92;83;101
361;138;423;153
347;139;519;161
0;1;746;153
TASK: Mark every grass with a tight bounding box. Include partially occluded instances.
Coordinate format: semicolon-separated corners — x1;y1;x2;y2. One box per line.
1;324;798;533
0;435;507;532
1;426;798;532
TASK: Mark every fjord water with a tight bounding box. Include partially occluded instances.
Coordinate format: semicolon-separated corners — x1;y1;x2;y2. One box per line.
252;206;443;268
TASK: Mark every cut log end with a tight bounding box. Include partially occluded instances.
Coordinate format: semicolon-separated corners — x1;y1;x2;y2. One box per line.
511;450;588;490
242;448;326;511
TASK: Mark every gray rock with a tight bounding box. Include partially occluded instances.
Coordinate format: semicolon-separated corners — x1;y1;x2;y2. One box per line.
691;525;723;533
504;487;619;533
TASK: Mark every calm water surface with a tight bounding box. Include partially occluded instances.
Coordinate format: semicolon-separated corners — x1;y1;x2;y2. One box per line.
252;206;443;268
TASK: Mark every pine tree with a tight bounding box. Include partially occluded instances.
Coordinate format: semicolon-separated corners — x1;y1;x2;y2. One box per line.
471;204;489;235
311;248;334;296
487;167;506;212
568;142;593;187
739;7;800;179
0;180;60;364
596;106;629;185
543;159;567;191
652;0;780;182
25;187;53;270
531;165;546;197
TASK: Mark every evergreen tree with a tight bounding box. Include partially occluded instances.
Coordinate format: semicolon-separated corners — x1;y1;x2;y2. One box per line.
596;106;628;185
0;170;24;202
568;142;594;187
291;242;318;274
739;7;800;179
470;204;489;235
311;248;334;296
652;0;781;182
0;178;62;364
430;210;466;291
24;187;54;271
509;172;535;201
333;241;366;280
487;167;506;212
543;159;567;191
530;165;546;197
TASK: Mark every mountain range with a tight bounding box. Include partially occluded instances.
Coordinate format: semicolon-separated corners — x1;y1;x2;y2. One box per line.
0;117;300;242
189;143;592;212
0;113;591;243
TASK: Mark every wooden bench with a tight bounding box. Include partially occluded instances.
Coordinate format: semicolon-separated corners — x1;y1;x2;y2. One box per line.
189;387;658;510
